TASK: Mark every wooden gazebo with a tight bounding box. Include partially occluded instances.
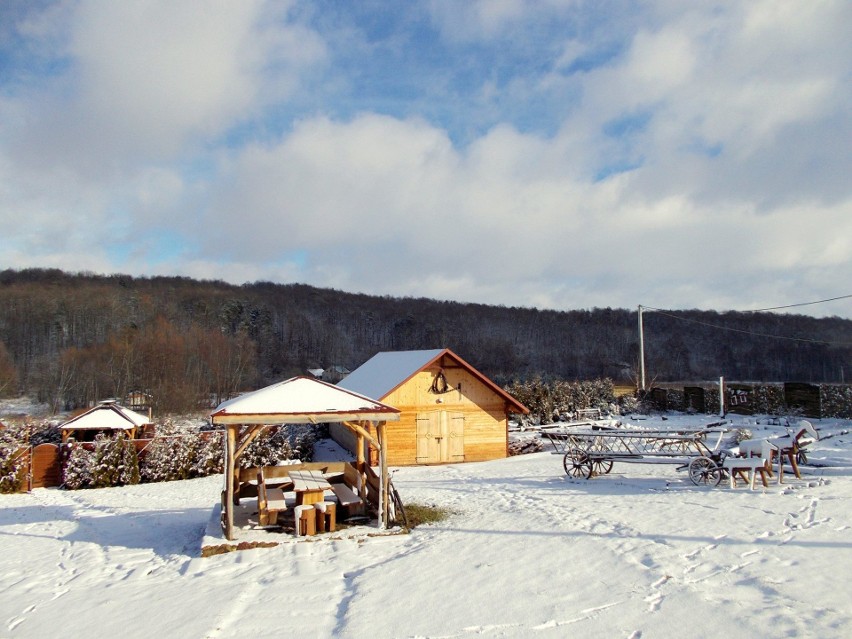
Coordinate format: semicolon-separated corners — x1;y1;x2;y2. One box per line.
210;376;400;540
60;400;151;442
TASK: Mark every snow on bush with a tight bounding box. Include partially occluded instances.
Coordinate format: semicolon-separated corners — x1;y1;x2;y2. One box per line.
239;424;316;468
62;434;140;489
505;377;616;424
91;433;140;488
821;385;852;419
193;432;224;477
140;419;223;482
0;425;28;493
62;442;94;490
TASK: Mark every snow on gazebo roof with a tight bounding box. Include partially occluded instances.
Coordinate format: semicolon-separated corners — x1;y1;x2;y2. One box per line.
61;400;151;431
210;376;400;425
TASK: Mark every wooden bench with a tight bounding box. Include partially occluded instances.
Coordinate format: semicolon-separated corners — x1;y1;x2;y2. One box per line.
257;471;287;526
330;483;364;517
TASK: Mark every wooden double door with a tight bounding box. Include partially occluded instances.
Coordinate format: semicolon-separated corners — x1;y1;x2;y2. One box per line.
416;411;464;464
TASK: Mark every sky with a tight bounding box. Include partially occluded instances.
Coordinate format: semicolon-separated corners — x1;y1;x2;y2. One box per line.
1;1;850;318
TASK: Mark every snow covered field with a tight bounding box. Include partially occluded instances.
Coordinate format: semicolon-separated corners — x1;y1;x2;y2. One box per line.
2;414;851;638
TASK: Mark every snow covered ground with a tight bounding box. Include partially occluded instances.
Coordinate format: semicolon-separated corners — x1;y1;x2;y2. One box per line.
2;414;851;638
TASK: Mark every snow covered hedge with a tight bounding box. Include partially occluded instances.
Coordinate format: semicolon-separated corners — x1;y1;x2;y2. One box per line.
140;420;224;483
63;434;140;489
0;426;28;493
504;377;616;424
821;385;852;419
59;420;317;489
238;424;317;468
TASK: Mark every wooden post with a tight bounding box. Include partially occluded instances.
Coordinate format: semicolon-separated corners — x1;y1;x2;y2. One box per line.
356;427;365;468
638;305;646;392
377;422;388;529
223;426;236;540
357;425;366;498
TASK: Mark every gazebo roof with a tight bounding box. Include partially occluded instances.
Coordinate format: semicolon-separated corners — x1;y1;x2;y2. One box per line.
61;400;151;431
210;376;400;425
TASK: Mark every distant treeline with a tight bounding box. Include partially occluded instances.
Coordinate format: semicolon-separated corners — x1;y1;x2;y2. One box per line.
0;268;849;413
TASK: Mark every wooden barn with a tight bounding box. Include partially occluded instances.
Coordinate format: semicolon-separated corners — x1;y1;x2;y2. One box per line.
331;349;528;466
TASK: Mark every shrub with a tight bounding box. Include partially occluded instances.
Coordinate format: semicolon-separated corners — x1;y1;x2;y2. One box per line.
91;433;140;488
192;432;224;477
0;428;27;493
141;434;198;483
239;424;316;468
28;421;62;446
139;419;224;482
821;385;852;419
62;442;95;489
62;433;140;490
752;384;785;415
505;377;617;424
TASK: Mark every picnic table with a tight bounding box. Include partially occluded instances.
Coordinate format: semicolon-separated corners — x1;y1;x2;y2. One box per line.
288;470;331;506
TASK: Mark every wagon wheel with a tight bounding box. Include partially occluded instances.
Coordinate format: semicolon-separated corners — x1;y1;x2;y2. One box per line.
563;449;593;479
688;456;722;487
592;459;614;475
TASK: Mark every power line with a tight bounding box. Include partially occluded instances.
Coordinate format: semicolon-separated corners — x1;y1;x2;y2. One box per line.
742;293;852;313
640;305;852;346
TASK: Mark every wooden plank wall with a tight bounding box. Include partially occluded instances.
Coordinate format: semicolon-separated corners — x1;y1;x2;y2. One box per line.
330;364;511;466
381;365;509;466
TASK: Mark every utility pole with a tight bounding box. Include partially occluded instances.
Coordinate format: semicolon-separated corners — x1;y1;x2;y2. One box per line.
638;305;646;392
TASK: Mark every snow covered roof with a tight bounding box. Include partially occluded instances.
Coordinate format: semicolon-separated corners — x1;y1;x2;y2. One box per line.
339;348;529;414
338;349;445;399
61;400;151;431
210;376;400;425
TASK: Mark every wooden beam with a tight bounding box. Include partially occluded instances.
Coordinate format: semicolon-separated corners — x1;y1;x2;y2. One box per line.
212;411;400;425
234;425;266;460
342;420;380;449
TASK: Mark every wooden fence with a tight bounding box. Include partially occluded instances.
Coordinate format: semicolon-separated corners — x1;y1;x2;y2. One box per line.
648;382;851;418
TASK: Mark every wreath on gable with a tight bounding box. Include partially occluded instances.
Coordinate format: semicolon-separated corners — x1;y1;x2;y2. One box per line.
430;370;450;394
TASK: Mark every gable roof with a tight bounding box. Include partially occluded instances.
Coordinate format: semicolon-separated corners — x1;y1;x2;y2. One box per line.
210;375;400;425
61;400;151;431
339;348;529;414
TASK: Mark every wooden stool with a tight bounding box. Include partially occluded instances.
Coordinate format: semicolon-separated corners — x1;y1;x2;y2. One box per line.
314;501;336;533
294;505;316;536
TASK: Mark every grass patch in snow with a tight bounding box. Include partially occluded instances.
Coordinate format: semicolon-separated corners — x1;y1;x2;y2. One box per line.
403;502;456;528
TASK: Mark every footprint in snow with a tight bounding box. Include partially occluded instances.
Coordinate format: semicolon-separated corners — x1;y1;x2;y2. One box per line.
645;591;664;612
651;575;671;588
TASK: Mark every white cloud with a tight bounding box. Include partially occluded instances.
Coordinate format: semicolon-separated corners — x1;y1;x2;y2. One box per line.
0;1;850;319
4;0;326;177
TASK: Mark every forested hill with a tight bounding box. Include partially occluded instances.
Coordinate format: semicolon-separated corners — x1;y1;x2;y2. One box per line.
0;268;849;411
